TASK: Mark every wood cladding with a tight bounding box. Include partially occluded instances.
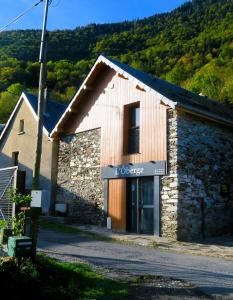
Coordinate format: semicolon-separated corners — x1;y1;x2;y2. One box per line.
66;68;168;167
108;179;126;231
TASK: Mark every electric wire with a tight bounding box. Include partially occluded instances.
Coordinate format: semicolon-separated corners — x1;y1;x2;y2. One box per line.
0;0;44;33
50;0;61;8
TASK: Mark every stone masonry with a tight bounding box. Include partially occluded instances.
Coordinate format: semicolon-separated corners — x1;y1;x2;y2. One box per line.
161;109;233;240
56;110;233;240
56;128;104;224
161;109;179;239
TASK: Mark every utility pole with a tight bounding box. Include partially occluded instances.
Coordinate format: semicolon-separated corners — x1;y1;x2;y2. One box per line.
31;0;50;259
32;0;50;189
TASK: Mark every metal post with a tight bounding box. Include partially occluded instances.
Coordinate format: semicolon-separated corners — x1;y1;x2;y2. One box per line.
136;178;140;233
103;180;109;226
154;176;160;236
32;0;50;189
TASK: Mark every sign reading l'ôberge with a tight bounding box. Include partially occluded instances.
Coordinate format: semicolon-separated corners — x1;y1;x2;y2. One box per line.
101;161;166;179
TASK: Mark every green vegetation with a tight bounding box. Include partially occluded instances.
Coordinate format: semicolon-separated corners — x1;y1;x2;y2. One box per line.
0;220;7;229
11;211;26;236
1;0;233;123
8;189;32;236
0;255;128;299
9;188;32;208
0;220;7;247
40;219;114;242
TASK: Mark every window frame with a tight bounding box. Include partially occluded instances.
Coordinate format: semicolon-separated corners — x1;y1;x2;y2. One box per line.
123;102;140;155
18;119;25;135
12;151;19;166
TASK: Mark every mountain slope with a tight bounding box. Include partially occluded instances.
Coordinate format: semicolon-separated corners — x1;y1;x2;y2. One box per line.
0;0;233;123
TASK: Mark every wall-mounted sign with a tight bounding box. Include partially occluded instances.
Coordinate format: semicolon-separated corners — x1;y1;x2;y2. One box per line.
101;161;166;179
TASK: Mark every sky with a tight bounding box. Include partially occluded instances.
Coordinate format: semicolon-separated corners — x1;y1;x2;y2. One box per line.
0;0;189;31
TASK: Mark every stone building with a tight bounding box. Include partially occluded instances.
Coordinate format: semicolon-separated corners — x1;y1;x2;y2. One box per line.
51;55;233;240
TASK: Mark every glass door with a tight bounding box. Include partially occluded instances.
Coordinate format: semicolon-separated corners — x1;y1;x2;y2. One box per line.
127;177;154;234
127;178;138;233
139;177;154;234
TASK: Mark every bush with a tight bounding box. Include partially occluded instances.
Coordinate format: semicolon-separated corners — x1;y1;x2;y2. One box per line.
0;220;7;229
8;189;32;236
8;189;32;208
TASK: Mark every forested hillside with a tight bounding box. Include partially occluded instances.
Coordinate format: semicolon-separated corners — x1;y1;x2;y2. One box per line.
1;0;233;123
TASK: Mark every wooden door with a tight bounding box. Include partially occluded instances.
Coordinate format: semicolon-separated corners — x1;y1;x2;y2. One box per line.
108;179;126;231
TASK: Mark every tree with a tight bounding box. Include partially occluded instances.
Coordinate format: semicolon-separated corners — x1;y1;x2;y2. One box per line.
0;83;24;123
188;71;223;100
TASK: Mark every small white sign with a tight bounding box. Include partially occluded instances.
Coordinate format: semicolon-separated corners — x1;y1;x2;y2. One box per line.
31;190;50;214
31;190;42;208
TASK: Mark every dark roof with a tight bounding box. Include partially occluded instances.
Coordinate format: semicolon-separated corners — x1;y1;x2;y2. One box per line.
0;124;5;133
24;92;67;133
106;56;233;125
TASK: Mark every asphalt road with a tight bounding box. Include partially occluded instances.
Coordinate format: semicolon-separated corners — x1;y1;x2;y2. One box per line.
38;228;233;298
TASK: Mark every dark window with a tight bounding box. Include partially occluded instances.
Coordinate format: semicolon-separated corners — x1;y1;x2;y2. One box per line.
19;119;24;133
12;152;19;166
124;103;140;154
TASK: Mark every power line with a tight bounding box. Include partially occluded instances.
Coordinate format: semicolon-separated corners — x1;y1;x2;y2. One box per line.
50;0;61;8
0;0;44;33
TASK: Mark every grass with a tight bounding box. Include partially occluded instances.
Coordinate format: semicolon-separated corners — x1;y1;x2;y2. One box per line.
40;219;115;242
0;254;129;300
40;220;83;234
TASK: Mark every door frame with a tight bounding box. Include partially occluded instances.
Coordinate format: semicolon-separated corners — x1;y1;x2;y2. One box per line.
126;176;160;235
102;161;165;236
153;176;160;236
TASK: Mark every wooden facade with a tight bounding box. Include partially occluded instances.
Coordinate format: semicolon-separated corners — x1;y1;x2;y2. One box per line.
60;65;168;231
63;68;168;166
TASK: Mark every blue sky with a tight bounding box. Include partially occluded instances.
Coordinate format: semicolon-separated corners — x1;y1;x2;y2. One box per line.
0;0;189;31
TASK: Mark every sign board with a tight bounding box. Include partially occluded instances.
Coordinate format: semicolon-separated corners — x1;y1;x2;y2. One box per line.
31;190;42;208
31;190;50;214
101;161;166;179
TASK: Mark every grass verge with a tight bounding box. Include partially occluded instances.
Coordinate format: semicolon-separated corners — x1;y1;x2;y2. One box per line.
0;254;128;300
40;219;116;242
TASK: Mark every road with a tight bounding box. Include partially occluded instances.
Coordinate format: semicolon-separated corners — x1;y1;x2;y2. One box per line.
38;228;233;298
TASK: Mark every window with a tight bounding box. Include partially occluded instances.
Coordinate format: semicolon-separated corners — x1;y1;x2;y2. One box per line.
12;151;19;166
18;119;24;134
124;102;140;154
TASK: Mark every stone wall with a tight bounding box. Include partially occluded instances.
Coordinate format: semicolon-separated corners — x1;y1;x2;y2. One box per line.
160;109;179;239
161;109;233;240
56;128;104;224
56;110;233;240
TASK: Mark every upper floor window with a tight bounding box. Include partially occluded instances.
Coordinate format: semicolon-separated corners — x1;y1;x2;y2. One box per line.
12;151;19;166
18;119;24;134
124;102;140;154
